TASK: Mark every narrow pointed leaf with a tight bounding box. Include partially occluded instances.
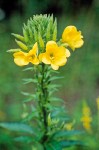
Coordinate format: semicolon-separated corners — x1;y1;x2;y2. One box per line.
0;122;34;134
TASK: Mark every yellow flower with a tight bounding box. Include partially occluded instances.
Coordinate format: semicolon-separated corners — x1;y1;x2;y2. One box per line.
81;103;92;133
62;26;84;51
13;43;39;66
96;97;99;110
39;41;70;70
81;116;92;123
27;43;39;65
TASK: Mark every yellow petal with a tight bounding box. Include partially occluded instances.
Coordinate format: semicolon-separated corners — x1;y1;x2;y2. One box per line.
46;41;57;53
51;64;59;70
58;46;67;56
54;57;67;66
40;53;51;64
30;57;39;65
29;42;38;55
14;57;29;66
39;53;44;62
62;26;77;41
66;49;71;57
74;39;84;48
13;51;29;66
13;51;27;57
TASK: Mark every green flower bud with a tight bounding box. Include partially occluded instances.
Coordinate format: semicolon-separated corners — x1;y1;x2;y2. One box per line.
11;33;25;42
7;49;21;53
38;32;44;49
15;39;28;50
23;27;29;43
48;114;52;126
22;14;57;49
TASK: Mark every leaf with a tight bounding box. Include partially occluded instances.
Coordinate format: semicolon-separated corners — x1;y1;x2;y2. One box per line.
48;84;61;89
23;78;38;84
49;97;63;103
0;122;35;135
23;111;39;122
45;140;84;149
58;140;84;148
21;92;36;97
45;141;62;150
52;130;83;139
21;91;30;96
32;142;44;150
51;107;68;120
23;67;34;71
14;136;34;143
23;94;37;102
49;76;64;82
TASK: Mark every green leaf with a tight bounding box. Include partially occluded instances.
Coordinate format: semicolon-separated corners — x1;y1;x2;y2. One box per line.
51;107;68;120
23;67;34;71
14;136;34;143
52;130;83;139
21;91;30;96
23;78;38;84
45;140;84;149
32;142;44;150
0;122;35;134
23;111;39;122
21;91;36;97
45;141;62;150
48;84;61;89
49;76;64;82
58;140;84;148
49;97;63;103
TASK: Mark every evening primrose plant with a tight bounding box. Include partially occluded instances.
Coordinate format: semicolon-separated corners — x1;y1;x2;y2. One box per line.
0;14;84;149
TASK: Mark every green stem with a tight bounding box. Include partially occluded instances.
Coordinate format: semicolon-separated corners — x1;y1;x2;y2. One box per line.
36;64;50;146
41;64;48;135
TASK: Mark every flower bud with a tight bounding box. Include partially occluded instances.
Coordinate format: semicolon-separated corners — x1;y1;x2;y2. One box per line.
15;39;28;50
11;33;25;42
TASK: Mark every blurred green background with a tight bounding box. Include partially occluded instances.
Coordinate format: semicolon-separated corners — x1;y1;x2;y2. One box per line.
0;0;99;126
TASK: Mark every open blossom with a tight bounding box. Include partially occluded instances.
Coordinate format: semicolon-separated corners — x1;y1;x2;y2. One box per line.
62;26;84;51
13;43;39;66
39;41;70;70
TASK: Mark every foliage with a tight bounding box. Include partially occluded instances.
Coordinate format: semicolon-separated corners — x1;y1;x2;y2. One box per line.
0;2;99;149
0;14;84;149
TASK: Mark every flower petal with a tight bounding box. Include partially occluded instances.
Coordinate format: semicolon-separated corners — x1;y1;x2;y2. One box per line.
74;39;84;48
39;53;51;64
39;53;44;62
29;42;38;55
54;57;67;66
46;41;57;53
66;49;71;57
13;51;29;66
14;57;29;66
30;57;39;65
51;64;59;70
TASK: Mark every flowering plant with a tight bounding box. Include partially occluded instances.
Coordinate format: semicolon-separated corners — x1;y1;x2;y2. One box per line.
0;14;84;149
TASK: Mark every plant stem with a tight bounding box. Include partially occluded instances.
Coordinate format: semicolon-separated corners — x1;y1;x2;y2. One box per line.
36;64;50;146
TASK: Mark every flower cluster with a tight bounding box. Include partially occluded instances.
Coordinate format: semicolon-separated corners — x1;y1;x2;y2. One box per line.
81;102;92;133
9;15;84;70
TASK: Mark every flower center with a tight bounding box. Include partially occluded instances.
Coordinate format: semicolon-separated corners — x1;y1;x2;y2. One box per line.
50;53;54;60
28;54;35;61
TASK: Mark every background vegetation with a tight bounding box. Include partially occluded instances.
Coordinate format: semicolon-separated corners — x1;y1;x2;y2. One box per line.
0;0;99;149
